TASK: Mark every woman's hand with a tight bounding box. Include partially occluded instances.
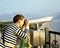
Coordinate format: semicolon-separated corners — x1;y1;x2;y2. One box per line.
24;19;29;26
22;19;29;31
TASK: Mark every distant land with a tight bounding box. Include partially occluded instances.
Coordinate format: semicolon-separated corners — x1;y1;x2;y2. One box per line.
0;12;52;21
0;12;60;32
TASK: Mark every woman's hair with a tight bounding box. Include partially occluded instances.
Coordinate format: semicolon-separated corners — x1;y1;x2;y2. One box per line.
13;14;24;23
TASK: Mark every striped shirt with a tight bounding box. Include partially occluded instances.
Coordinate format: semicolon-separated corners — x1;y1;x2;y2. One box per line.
2;23;29;45
0;42;12;48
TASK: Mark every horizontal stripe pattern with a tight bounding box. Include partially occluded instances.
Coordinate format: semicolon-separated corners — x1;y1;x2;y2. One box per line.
0;42;5;47
0;42;12;48
2;23;28;45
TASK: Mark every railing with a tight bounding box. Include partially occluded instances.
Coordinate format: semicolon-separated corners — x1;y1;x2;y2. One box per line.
45;31;60;48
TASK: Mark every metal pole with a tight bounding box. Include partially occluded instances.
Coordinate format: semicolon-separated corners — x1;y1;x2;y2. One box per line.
45;27;49;48
55;34;56;48
37;23;40;48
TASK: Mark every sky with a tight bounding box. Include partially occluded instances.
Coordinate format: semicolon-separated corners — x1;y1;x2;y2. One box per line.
0;0;60;20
